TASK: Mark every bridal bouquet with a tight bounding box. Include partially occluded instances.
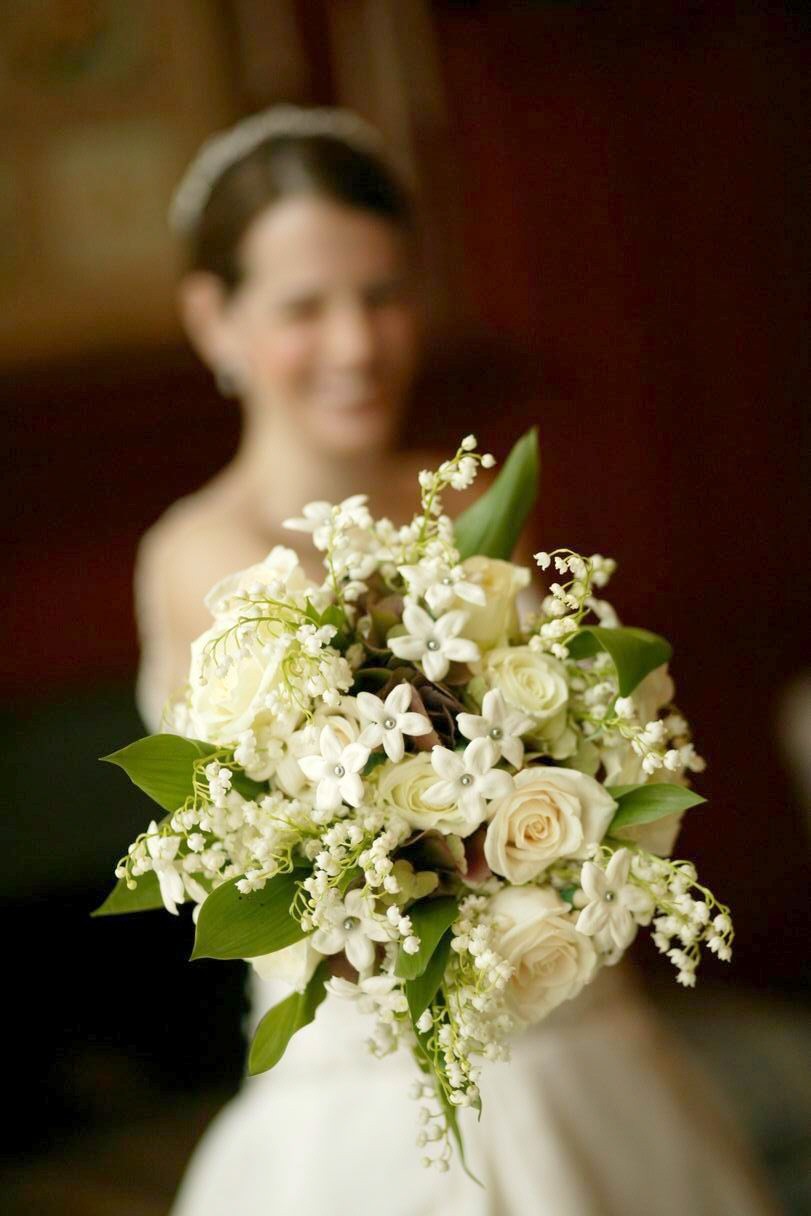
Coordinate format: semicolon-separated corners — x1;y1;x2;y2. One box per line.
95;432;733;1176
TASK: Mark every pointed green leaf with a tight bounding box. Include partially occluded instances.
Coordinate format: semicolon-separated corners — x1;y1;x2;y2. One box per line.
454;428;540;560
191;869;307;960
405;931;451;1022
101;734;216;812
567;626;672;697
248;962;329;1075
608;783;706;832
395;896;459;980
91;869;164;917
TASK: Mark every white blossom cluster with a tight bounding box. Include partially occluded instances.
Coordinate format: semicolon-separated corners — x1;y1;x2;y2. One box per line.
110;436;733;1174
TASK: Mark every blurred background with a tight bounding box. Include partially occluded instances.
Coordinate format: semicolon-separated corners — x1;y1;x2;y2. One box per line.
2;1;809;1212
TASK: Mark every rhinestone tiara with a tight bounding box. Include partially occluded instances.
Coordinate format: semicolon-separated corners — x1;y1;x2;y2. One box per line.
168;103;389;235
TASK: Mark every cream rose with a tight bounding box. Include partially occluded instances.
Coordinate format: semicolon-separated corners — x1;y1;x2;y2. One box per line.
456;557;530;651
188;626;289;745
204;545;314;619
485;766;616;882
376;753;481;836
491;885;597;1023
477;647;575;758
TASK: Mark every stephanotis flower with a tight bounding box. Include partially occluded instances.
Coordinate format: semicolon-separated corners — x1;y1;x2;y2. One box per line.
298;725;369;813
388;601;480;682
326;973;409;1016
357;684;432;762
575;848;653;950
283;495;370;550
457;689;533;769
398;558;486;615
311;889;392;971
424;738;514;827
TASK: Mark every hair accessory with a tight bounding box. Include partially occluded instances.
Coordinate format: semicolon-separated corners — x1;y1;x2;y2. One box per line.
169;104;387;236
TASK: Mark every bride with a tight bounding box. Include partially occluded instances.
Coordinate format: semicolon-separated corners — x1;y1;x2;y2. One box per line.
136;106;775;1215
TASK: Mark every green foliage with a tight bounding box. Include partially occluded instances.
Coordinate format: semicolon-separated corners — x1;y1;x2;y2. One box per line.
101;734;215;812
91;869;164;918
454;428;540;560
607;782;706;832
191;869;307;961
248;962;329;1076
395;896;459;981
567;626;672;697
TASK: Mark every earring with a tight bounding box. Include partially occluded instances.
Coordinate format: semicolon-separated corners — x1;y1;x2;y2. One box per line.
215;366;241;397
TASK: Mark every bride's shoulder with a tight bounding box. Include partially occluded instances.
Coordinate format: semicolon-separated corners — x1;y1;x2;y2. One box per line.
135;478;262;638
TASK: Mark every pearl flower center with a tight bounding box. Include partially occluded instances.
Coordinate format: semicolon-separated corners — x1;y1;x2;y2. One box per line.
342;916;359;932
460;774;474;787
383;717;397;730
333;764;346;778
426;639;440;651
604;891;615;902
489;726;503;740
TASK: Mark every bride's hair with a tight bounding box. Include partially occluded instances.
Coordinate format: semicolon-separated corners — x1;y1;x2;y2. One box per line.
182;131;415;293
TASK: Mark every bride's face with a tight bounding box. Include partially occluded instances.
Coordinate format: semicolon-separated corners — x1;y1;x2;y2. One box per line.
220;195;421;455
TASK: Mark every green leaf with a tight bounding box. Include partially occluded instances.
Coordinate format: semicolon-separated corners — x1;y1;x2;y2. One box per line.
442;1091;482;1186
454;428;540;560
101;734;216;812
248;961;329;1076
406;931;451;1022
191;869;307;960
91;869;164;918
566;626;672;697
395;896;459;980
607;783;706;832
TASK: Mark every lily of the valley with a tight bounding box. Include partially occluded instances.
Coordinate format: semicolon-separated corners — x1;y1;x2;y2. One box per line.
388;601;480;682
145;820;185;916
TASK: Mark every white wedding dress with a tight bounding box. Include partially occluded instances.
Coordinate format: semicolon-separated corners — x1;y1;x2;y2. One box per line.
134;521;776;1216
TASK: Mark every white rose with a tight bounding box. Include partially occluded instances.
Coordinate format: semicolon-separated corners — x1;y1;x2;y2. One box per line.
248;939;321;993
491;885;597;1023
204;545;314;619
485;767;616;882
456;557;531;651
477;647;574;757
188;626;288;745
376;753;479;836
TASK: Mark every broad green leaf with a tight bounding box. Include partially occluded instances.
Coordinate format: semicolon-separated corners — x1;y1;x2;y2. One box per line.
406;931;451;1022
567;626;672;697
395;896;459;981
608;783;706;832
91;869;164;918
191;869;307;960
101;734;216;812
454;428;540;560
248;962;328;1076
